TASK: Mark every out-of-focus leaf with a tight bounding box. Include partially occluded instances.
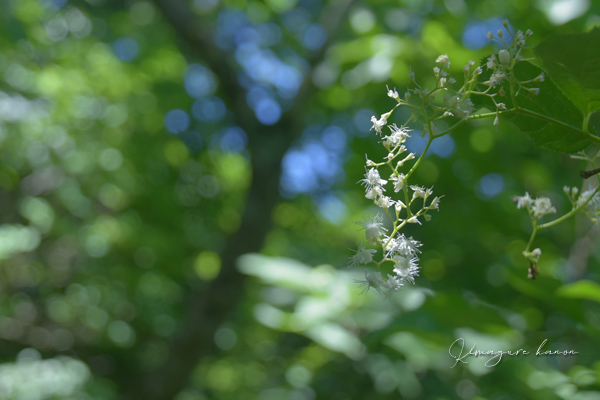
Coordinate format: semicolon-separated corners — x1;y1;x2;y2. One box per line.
534;28;600;115
556;280;600;303
472;61;593;153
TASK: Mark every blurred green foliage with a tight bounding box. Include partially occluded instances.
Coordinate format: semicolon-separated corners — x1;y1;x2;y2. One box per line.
0;0;600;400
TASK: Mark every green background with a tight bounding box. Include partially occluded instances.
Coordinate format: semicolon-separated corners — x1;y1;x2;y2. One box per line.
1;0;600;399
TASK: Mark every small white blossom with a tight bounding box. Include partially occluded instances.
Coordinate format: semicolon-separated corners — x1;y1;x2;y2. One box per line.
355;270;387;295
365;185;383;200
383;124;411;147
410;185;427;199
488;71;506;87
360;168;387;192
531;197;556;219
382;274;403;292
515;192;533;209
375;195;394;209
576;188;600;209
407;216;421;225
435;54;450;68
487;55;497;69
394;200;405;212
392;255;420;285
390;173;406;193
357;214;388;244
387;85;400;100
428;196;442;210
387;234;422;258
370;110;392;135
348;243;377;268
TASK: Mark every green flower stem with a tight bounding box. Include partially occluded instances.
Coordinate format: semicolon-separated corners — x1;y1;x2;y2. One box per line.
523;223;538;254
583;108;591;134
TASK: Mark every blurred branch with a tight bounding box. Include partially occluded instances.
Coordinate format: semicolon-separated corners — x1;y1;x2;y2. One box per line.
123;1;354;399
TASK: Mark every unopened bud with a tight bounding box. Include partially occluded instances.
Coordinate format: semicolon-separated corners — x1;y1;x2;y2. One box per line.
499;49;510;66
497;29;503;37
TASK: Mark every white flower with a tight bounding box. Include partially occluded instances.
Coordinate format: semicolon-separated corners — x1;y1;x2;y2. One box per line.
360;168;387;191
383;274;403;292
390;173;406;193
387;234;422;258
387;85;399;100
357;214;388;244
515;192;533;209
393;255;420;285
448;96;474;119
531;197;556;219
365;185;383;200
428;196;442;210
355;271;401;298
435;54;450;68
383;124;411;147
576;188;600;209
488;71;505;87
348;243;377;268
410;185;431;200
355;270;387;295
375;195;394;209
407;216;421;225
370;111;392;135
486;55;497;69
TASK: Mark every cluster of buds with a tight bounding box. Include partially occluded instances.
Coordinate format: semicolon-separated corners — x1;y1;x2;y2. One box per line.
565;186;600;224
483;23;541;124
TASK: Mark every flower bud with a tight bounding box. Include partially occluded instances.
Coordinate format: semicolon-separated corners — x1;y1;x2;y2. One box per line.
499;49;510;66
497;29;503;37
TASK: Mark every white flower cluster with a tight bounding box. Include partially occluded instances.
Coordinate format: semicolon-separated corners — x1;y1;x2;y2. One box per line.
352;227;423;297
565;185;600;224
515;192;556;219
349;83;444;297
516;184;600;271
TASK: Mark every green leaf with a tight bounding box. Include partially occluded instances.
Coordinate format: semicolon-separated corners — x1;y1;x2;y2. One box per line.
556;280;600;303
472;61;593;153
534;28;600;116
